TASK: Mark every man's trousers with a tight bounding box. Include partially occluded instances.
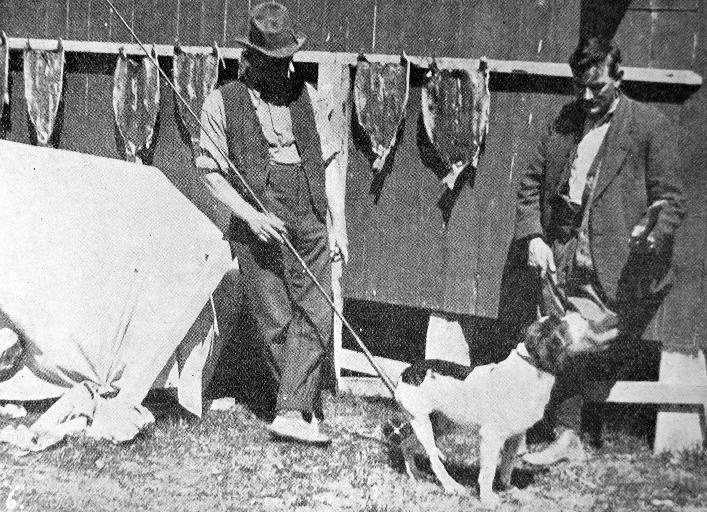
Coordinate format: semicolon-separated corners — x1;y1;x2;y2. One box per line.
230;162;332;415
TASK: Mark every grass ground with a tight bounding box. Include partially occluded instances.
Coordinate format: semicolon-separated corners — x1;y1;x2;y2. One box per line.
0;392;705;512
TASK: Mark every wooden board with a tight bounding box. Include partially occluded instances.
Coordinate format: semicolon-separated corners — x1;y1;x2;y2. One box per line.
133;0;175;44
66;0;90;40
107;0;135;43
43;0;68;40
1;0;703;353
339;349;408;380
653;350;706;453
221;0;250;47
88;0;113;41
5;38;702;87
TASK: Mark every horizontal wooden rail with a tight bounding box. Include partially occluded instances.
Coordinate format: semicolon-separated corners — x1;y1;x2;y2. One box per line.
5;37;702;87
340;348;408;382
340;376;396;397
340;374;707;408
585;381;707;405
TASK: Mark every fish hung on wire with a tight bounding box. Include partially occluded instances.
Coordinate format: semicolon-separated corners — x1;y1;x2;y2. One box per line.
23;40;65;147
113;47;161;164
0;32;8;125
353;58;410;172
172;44;220;161
421;58;490;190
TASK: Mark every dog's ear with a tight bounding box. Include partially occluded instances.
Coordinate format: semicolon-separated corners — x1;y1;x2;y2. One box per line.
548;329;569;363
524;315;561;349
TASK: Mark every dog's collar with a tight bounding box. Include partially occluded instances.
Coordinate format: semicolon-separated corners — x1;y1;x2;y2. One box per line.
515;343;537;367
516;343;557;375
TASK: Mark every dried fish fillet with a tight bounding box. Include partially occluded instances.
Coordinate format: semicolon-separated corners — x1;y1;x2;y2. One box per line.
113;48;161;164
422;58;490;189
172;45;219;159
23;40;65;146
353;59;410;172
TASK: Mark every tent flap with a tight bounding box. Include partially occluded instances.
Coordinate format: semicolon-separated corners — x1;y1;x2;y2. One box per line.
0;140;233;420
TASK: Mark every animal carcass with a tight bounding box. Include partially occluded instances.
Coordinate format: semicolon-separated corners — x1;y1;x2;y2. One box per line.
172;45;219;160
353;59;410;172
113;48;160;164
421;58;490;190
23;40;65;147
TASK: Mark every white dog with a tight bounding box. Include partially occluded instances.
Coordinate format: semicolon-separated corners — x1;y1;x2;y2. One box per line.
391;312;608;507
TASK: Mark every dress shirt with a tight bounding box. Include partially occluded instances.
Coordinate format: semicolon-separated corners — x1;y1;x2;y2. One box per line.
567;96;620;205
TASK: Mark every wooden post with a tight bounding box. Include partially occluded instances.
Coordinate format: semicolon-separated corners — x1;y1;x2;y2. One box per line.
653;350;707;454
315;60;351;390
425;313;471;365
331;262;344;388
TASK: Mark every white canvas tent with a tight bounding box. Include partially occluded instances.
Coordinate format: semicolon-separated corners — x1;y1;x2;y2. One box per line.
0;140;235;448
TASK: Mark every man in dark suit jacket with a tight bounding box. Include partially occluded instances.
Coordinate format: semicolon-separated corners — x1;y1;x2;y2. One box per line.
515;38;685;465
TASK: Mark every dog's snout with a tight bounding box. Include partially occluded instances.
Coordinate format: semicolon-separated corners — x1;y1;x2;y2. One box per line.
383;417;414;446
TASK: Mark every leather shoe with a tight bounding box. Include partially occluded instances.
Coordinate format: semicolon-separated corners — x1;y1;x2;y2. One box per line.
522;429;588;466
268;410;331;446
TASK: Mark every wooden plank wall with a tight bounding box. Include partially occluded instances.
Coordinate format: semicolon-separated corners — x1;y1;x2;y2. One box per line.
0;0;704;353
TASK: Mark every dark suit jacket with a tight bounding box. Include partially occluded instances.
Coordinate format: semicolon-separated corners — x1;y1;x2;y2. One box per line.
515;94;685;305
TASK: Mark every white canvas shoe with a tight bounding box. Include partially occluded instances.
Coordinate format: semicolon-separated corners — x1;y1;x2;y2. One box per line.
268;410;331;446
522;429;588;466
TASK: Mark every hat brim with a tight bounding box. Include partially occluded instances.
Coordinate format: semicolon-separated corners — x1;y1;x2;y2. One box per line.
234;33;306;58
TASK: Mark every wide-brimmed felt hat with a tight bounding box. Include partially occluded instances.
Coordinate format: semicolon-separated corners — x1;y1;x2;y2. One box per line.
234;2;306;58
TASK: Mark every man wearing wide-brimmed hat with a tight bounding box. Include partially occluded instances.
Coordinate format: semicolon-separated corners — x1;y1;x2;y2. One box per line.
196;1;347;445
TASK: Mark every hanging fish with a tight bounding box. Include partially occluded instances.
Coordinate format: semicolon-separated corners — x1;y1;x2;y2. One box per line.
421;58;490;190
23;39;65;147
0;32;8;125
353;57;410;172
172;43;220;161
113;47;161;164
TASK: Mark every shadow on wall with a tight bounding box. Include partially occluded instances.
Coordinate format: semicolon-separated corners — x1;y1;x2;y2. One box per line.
580;0;633;40
341;299;428;365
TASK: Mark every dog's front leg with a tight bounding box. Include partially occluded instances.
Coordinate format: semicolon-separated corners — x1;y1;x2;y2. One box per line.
478;425;504;508
409;416;466;495
497;433;523;490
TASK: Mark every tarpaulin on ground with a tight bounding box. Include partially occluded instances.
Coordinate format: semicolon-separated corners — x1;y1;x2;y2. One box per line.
0;140;233;429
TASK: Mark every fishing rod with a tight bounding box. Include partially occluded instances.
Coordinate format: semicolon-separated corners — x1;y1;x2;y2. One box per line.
102;0;397;396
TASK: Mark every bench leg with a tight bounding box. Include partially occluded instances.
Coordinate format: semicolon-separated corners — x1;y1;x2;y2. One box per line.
653;350;706;454
331;260;343;390
425;313;470;365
